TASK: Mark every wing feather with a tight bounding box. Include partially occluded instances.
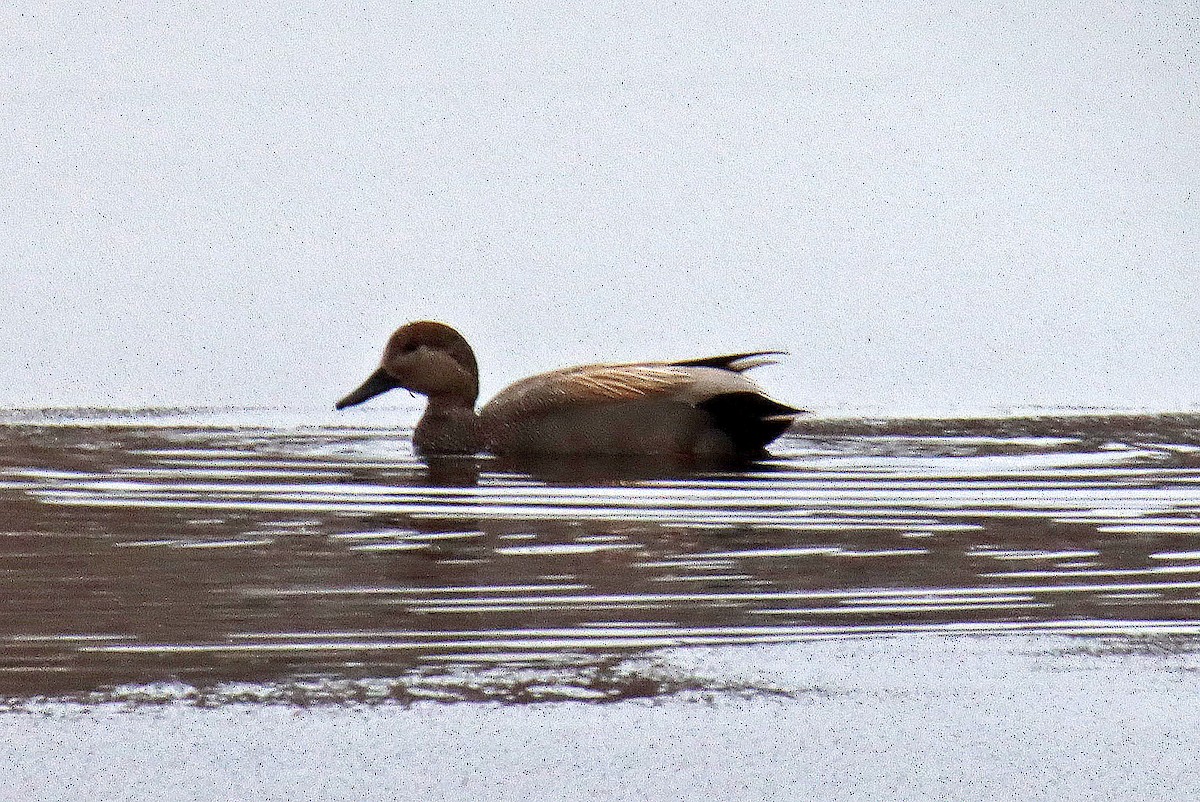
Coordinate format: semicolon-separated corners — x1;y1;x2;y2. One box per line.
483;364;696;421
559;365;692;401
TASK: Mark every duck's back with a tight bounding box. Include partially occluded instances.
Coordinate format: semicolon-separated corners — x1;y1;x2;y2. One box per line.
479;359;800;458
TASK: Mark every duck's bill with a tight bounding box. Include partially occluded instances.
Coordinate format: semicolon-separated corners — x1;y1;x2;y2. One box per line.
335;368;401;410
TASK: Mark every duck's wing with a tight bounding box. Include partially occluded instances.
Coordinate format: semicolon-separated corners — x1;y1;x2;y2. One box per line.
483;364;696;420
484;361;803;418
556;364;693;402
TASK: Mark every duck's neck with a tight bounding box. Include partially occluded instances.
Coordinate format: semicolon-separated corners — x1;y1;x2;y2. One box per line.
413;396;482;455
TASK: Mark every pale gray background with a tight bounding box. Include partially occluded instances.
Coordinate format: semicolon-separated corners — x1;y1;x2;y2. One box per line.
3;2;1197;414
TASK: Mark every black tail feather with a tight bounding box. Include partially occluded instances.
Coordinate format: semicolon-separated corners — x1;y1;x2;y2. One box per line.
672;351;787;372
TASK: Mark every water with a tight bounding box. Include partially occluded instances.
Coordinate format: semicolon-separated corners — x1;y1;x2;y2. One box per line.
4;408;1200;799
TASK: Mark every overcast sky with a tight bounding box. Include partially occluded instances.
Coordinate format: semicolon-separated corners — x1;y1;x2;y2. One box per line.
3;2;1197;414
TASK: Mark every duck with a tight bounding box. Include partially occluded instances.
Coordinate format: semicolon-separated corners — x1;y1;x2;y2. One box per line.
335;321;803;459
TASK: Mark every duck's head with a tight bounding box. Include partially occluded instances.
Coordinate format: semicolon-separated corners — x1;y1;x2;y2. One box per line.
335;321;480;410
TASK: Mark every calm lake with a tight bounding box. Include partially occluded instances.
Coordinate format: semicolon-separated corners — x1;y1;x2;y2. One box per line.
3;408;1199;800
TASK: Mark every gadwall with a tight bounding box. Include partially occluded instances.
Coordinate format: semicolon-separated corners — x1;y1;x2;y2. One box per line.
336;321;803;459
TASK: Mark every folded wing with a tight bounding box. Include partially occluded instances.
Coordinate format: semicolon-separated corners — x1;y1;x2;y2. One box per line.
485;364;695;419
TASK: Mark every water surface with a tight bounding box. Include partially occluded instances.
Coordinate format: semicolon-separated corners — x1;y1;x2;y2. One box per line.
4;408;1200;704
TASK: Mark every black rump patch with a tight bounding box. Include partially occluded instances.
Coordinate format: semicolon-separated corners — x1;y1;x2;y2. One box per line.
697;392;803;456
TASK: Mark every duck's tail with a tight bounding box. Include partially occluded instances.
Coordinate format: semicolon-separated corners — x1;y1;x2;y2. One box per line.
671;351;788;373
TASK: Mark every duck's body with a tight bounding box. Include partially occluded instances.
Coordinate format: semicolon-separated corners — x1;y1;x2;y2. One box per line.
336;321;803;460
